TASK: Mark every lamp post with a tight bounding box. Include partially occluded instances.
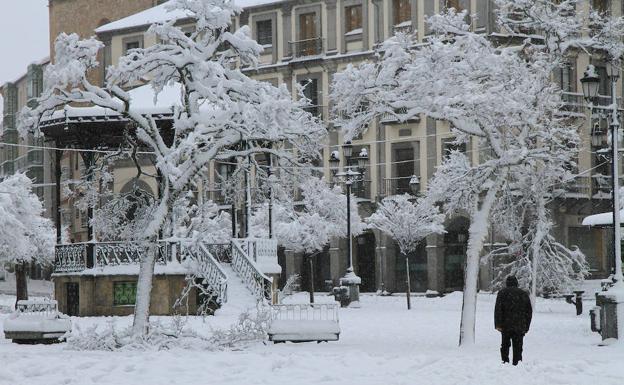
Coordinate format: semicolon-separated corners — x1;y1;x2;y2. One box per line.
330;141;369;307
581;63;623;285
582;62;624;342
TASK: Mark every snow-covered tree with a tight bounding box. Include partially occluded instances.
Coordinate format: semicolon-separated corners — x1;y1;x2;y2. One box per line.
367;194;445;309
0;174;55;304
331;10;578;345
20;0;325;336
251;176;365;302
486;164;589;303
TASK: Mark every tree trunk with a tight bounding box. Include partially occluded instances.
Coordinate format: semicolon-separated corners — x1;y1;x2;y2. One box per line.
309;255;315;304
132;243;157;336
15;262;28;308
405;254;411;310
459;180;502;346
529;195;547;309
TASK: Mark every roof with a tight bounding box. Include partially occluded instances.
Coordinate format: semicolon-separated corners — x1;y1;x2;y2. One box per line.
43;82;183;122
95;0;282;34
582;210;624;226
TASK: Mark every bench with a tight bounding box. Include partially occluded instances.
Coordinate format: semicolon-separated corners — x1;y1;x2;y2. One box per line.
3;299;71;344
268;303;340;343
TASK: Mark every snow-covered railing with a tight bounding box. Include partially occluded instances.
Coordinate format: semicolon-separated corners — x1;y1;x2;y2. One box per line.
203;243;231;263
55;241;174;272
268;303;340;343
55;243;87;272
15;300;59;315
181;242;228;305
231;239;273;302
289;37;323;58
270;303;339;322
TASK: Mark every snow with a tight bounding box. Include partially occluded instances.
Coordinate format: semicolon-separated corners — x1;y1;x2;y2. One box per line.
582;210;624;226
216;263;259;317
3;315;70;333
44;82;183;121
95;0;281;34
54;262;189;277
0;292;622;385
0;275;53;297
345;28;363;36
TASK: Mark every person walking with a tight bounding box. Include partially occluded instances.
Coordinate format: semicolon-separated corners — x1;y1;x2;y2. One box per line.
495;275;532;365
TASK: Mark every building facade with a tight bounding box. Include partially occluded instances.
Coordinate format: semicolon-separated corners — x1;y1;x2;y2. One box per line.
7;0;619;296
89;0;622;294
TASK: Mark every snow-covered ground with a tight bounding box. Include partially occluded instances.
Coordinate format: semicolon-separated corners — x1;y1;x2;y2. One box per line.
0;291;621;385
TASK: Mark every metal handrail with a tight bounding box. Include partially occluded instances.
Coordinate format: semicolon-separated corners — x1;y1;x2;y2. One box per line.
231;239;273;302
179;242;228;305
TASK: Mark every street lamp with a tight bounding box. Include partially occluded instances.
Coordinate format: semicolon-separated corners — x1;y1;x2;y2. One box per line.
409;175;420;195
581;62;624;286
332;141;368;307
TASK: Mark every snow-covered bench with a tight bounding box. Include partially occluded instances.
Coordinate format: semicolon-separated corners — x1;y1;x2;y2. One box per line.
3;299;71;344
268;303;340;343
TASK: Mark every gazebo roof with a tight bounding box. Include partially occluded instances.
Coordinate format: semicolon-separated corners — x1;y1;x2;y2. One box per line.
582;210;624;227
40;83;180;148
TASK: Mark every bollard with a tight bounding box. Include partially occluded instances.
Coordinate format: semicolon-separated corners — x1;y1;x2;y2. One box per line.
564;290;584;316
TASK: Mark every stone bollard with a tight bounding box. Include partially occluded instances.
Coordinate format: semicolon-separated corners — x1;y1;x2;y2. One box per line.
339;268;361;308
595;285;624;342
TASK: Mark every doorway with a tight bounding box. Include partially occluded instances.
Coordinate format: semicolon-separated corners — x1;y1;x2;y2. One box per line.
356;232;376;292
66;282;79;316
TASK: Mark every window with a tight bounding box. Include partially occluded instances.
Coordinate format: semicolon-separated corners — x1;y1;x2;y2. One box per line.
256;20;272;46
554;64;573;92
300;78;318;105
445;0;465;12
442;138;467;159
113;282;137;306
122;36;143;55
345;5;362;33
393;0;411;25
300;78;319;115
592;0;610;14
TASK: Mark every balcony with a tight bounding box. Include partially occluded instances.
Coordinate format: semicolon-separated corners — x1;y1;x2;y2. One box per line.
553;176;592;199
303;105;325;120
560;92;585;118
351;180;371;200
289;37;323;59
379;107;420;124
381;176;418;197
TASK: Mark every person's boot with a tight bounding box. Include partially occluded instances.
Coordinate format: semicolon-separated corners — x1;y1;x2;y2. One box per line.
500;348;509;364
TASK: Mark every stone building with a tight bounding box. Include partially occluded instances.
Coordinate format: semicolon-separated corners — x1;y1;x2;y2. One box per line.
86;0;620;295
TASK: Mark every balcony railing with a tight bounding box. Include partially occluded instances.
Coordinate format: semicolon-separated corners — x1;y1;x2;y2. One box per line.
381;176;418;197
554;176;592;198
351;180;371;199
303;105;325;119
289;37;323;58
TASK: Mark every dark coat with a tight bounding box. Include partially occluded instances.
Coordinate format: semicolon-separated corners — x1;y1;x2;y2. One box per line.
495;276;533;334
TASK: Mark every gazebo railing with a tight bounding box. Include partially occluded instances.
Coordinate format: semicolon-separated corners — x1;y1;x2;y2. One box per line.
54;243;88;273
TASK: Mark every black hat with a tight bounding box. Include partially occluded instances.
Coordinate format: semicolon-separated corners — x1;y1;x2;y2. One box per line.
506;276;519;288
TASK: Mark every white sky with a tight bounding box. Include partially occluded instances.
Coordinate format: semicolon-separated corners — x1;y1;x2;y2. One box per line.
0;0;50;115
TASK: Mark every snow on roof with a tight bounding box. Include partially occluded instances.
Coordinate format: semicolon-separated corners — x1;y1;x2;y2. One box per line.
45;82;183;121
95;0;282;34
582;209;624;226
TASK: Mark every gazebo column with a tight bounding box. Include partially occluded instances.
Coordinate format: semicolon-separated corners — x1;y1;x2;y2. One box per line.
80;152;96;268
55;149;63;244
